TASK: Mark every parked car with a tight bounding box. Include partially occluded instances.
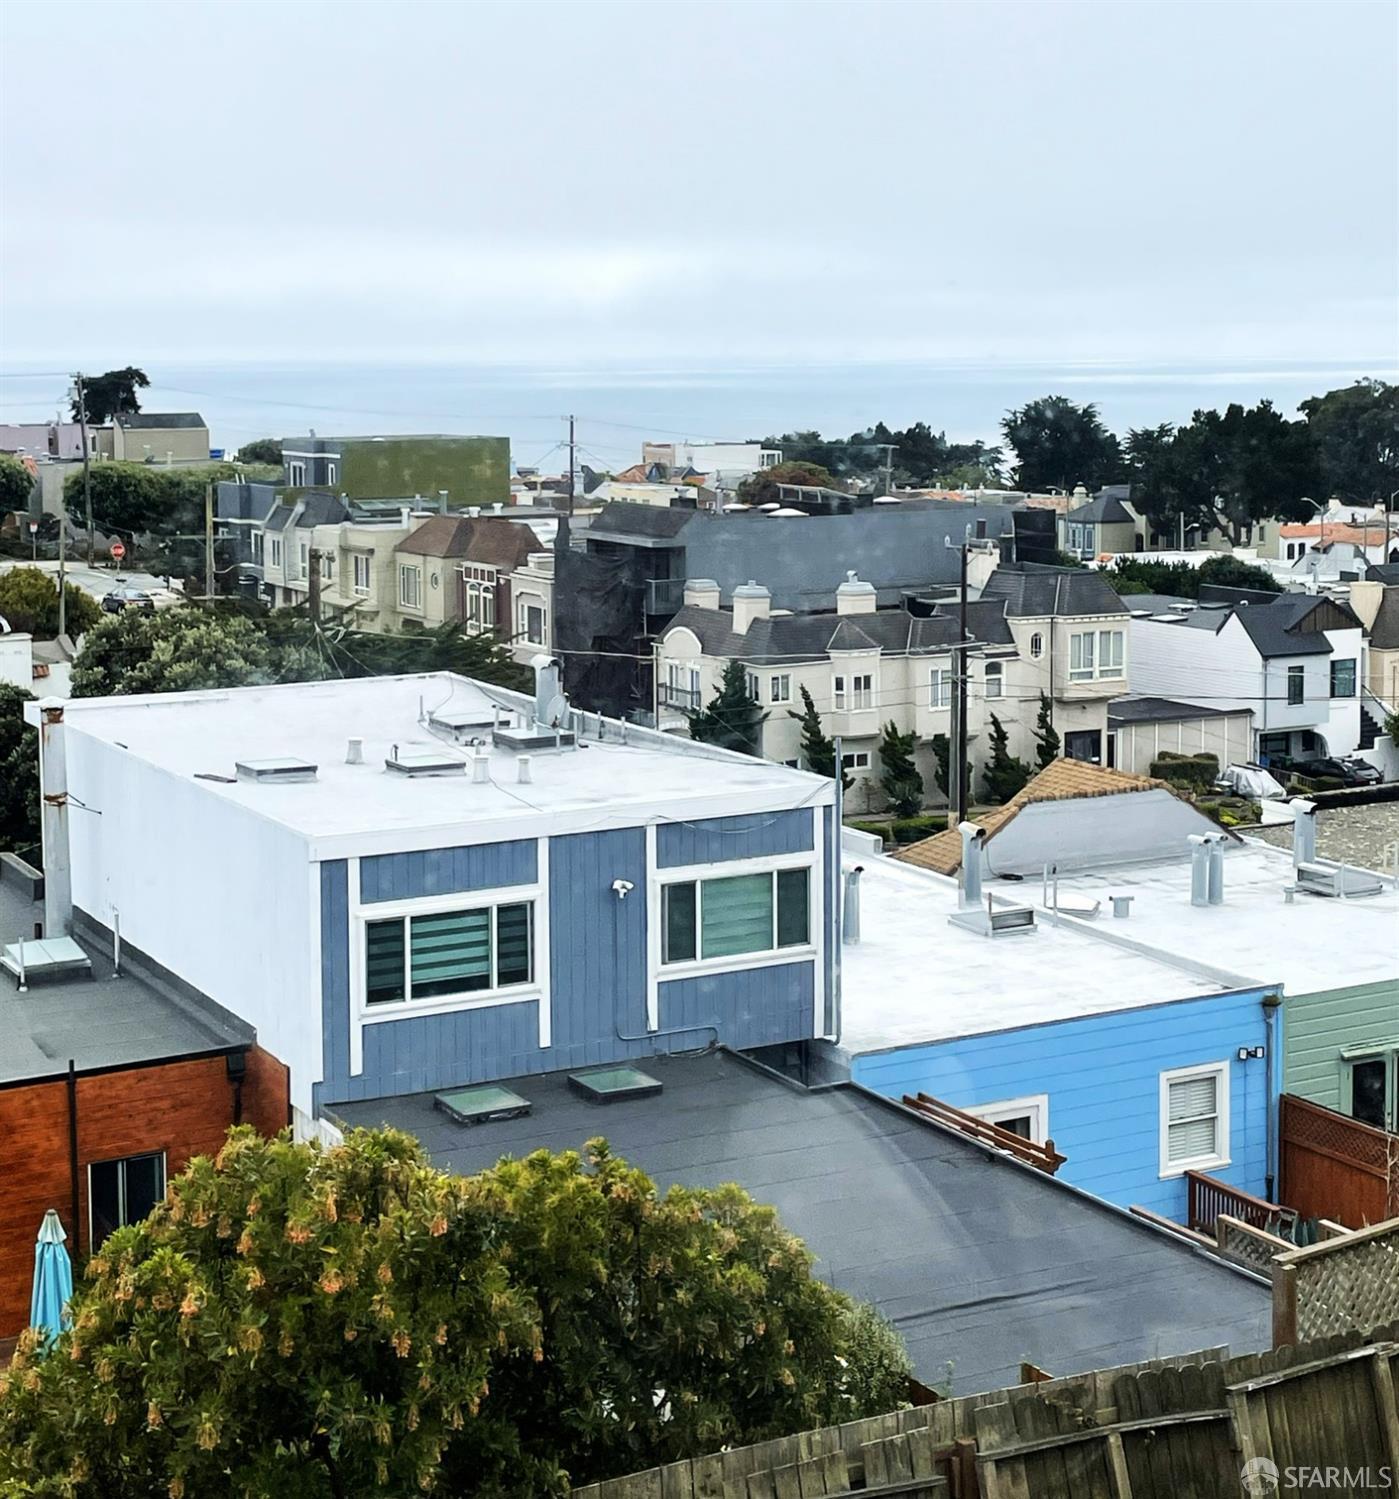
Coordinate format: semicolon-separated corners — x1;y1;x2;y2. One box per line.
1291;756;1381;787
101;585;156;614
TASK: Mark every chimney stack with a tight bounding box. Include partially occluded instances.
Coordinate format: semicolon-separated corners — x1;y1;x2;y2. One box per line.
38;700;72;937
682;578;721;611
731;581;771;635
835;571;877;615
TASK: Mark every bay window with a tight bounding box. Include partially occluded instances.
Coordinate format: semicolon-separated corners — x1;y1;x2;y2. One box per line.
399;563;423;610
984;660;1004;699
851;673;874;709
930;666;952;708
661;868;810;965
1069;629;1124;681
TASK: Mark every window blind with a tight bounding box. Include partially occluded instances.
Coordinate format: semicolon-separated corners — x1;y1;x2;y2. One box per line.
701;873;772;959
366;919;406;1005
496;904;533;986
776;869;809;948
1167;1074;1218;1161
410;910;491;997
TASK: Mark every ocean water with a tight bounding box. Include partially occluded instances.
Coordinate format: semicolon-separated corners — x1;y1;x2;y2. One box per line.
0;358;1388;471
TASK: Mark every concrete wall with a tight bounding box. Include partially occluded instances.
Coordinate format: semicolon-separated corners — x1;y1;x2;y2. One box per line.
851;987;1276;1221
112;425;209;463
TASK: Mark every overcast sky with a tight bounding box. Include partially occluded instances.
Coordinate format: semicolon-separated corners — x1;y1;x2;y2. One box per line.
1;0;1395;370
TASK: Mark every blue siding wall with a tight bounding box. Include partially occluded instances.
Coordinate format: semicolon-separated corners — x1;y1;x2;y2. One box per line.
656;809;813;867
319;824;820;1106
851;988;1276;1220
359;840;536;903
822;807;834;1035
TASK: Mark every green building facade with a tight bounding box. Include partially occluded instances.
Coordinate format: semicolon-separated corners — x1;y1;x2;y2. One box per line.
281;435;510;508
1284;978;1399;1131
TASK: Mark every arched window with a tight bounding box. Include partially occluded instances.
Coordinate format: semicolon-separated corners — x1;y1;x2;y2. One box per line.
1029;632;1044;659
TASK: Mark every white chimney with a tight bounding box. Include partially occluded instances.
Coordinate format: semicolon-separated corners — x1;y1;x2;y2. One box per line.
731;581;771;635
345;737;364;765
517;755;532;784
472;750;491;784
468;506;481;519
1072;483;1089;503
835;571;877;615
683;578;721;610
399;505;411;529
38;700;71;937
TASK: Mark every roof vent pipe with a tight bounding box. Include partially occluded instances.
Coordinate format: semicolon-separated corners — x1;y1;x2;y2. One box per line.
517;755;532;785
959;822;985;909
399;505;411;529
472;750;490;784
1188;834;1211;907
346;737;364;765
38;700;72;938
533;654;564;728
842;866;864;944
1207;838;1225;905
438;490;449;513
1292;799;1317;868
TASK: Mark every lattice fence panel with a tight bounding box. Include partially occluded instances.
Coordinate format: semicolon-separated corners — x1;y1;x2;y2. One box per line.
1295;1233;1399;1342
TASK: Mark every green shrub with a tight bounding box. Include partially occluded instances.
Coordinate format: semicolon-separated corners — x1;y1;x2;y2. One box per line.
891;815;948;844
1149;752;1219;791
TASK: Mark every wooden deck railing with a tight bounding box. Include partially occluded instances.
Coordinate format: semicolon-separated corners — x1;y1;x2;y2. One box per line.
1186;1169;1297;1240
902;1092;1067;1175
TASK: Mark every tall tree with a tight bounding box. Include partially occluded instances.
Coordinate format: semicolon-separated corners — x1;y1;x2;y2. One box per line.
71;367;150;425
0;453;36;513
0;684;39;859
980;713;1031;804
0;566;101;638
1032;693;1060;770
789;685;850;787
1298;378;1399;504
1001;396;1124;492
878;721;923;816
0;1129;910;1498
1130;401;1321;547
735;461;838;506
234;438;284;465
687;658;767;755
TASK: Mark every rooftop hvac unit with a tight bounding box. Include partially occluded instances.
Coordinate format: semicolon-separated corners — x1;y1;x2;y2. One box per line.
947;904;1037;938
234;756;318;784
493;723;576;752
1294;862;1383;899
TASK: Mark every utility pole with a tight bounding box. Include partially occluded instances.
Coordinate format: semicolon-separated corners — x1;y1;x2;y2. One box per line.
878;443;896;497
566;413;576;516
956;537;970;822
204;483;215;600
72;373;94;566
56;505;67;639
308;547;322;623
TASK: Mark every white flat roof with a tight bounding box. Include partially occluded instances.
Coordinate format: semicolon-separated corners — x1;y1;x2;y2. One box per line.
838;855;1229;1056
54;674;830;859
1030;840;1399;998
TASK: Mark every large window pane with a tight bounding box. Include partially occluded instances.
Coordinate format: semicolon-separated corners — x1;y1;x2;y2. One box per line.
410;910;491;998
123;1154;165;1225
365;919;406;1005
701;873;773;959
776;868;809;948
89;1160;121;1249
663;882;697;963
1350;1059;1388;1129
496;903;533;986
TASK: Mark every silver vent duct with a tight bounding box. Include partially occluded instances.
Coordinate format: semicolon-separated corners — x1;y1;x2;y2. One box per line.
959;822;985;909
842;866;864;945
1292;799;1317;867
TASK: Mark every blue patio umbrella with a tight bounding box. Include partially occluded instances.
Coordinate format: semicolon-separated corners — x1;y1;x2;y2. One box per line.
29;1209;73;1347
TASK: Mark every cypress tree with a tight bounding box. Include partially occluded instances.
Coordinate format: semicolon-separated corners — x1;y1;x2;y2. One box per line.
1033;692;1061;769
688;658;767;756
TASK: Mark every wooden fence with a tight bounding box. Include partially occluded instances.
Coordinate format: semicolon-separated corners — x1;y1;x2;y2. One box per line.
573;1326;1399;1498
1281;1093;1399;1228
1273;1219;1399;1347
1185;1169;1297;1240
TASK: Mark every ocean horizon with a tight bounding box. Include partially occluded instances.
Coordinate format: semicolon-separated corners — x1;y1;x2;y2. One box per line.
1;357;1392;472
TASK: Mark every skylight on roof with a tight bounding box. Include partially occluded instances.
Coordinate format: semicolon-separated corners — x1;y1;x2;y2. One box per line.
567;1066;662;1103
384;748;467;776
434;1084;531;1125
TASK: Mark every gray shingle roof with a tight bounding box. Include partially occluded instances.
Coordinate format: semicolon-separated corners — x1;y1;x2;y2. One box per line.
1368;586;1399;650
587;502;696;541
332;1050;1270;1393
1108;695;1241;726
1065;493;1135;525
980;566;1129;618
293;492;352;528
113;411;206;430
666;604;998;664
1233;596;1337;658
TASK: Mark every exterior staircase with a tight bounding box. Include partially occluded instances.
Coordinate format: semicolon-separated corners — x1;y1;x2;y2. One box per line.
1359;688;1389;751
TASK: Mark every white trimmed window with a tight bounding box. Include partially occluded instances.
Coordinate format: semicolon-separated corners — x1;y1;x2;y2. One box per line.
353;553;371;595
269;535;282;569
984;660;1004;699
841;749;871;772
661;868;810;965
1159;1062;1230;1176
1029;632;1044;659
365;900;534;1008
833;673;847;710
851;672;874;709
769;673;791;704
930;666;952;708
746;670;761;701
518;597;547;645
298;541;309;581
966;1094;1049;1145
1069;629;1125;681
321;550;335;584
327;461;337;485
399;563;423;610
463;564;497;633
289;460;306;486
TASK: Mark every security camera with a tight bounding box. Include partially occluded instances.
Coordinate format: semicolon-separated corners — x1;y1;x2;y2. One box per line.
611;879;635;899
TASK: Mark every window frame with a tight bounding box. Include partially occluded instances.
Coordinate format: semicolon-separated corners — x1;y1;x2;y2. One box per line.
268;535;282;569
745;670;761;702
984;660;1004;699
965;1094;1050;1146
769;673;791;704
352;553;372;596
851;672;874;710
1329;658;1356;699
832;673;847;710
1069;628;1124;681
298;540;310;581
288;460;306;486
327;461;337;486
1029;632;1043;659
929;666;952;708
654;854;817;981
1287;664;1305;706
87;1151;167;1253
1158;1061;1231;1178
352;881;544;1025
841;749;871;771
399;562;423;611
1341;1044;1397;1132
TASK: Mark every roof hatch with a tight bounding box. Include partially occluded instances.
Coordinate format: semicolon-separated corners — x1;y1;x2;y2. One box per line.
434;1084;531;1125
385;747;467;777
234;756;318;784
567;1065;663;1102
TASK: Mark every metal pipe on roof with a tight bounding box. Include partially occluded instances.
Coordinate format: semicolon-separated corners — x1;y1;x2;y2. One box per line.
842;866;864;945
39;699;72;938
959;822;984;909
1207;839;1225;906
1292;799;1317;867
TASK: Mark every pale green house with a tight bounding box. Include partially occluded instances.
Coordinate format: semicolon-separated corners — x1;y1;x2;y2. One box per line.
1284;979;1399;1130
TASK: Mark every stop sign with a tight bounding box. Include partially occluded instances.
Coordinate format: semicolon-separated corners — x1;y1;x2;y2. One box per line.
110;541;126;561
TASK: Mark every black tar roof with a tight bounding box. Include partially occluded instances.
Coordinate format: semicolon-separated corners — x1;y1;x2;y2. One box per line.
113;411;206;429
332;1050;1270;1394
0;883;250;1087
1108;695;1242;725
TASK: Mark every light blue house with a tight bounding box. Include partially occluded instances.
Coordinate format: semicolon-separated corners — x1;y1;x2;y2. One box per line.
837;826;1283;1224
48;667;836;1132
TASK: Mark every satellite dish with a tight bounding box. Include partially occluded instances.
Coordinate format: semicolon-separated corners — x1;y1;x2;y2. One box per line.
543;693;569;727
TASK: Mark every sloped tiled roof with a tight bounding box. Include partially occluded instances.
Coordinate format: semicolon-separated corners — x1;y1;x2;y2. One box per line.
894;759;1173;875
397;514;539;569
1065;493;1135;525
587;502;695;540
